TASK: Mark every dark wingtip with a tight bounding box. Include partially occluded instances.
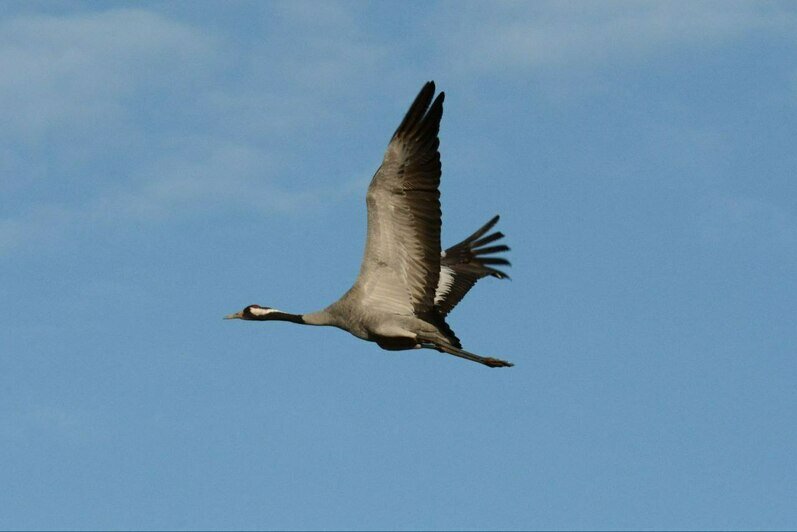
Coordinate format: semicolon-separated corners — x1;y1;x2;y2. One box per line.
481;258;510;266
474;244;510;255
487;264;511;279
393;81;444;141
472;231;505;248
483;216;500;232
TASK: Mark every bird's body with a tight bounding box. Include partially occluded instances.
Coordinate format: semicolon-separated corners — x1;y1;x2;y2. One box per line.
226;82;513;368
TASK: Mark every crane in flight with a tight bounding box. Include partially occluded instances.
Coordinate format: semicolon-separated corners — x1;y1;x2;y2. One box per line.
225;82;513;368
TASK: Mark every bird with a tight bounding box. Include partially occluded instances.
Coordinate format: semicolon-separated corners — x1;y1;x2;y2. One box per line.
225;82;513;368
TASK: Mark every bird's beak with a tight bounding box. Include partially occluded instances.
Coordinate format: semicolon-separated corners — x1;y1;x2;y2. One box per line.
224;312;243;320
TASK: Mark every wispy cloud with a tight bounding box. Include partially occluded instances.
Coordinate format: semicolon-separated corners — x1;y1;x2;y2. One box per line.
0;7;384;255
0;9;217;143
0;9;219;252
6;3;794;256
0;140;360;254
437;2;796;75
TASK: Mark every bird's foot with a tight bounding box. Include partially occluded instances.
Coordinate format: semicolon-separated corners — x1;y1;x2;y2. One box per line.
482;357;514;368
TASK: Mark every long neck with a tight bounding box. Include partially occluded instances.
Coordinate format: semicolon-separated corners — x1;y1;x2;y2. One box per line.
298;309;336;327
266;311;305;324
252;308;334;326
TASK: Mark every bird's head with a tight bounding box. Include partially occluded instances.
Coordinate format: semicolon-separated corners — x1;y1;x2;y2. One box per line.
224;304;279;321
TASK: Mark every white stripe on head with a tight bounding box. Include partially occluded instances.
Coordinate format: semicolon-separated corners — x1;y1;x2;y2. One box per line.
249;306;277;317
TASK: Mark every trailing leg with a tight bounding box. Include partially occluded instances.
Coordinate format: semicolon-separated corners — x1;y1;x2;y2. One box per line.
419;340;514;368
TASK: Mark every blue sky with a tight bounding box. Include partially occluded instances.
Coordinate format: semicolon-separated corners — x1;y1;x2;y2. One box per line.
2;1;796;529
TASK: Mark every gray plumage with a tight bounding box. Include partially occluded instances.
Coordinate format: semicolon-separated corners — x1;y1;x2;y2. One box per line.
226;82;513;368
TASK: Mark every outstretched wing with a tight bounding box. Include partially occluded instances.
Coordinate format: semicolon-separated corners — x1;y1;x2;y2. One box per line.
353;82;445;316
434;215;510;316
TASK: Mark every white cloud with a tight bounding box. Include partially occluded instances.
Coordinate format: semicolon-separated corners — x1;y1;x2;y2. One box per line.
0;9;218;142
95;142;332;221
0;140;360;254
0;7;386;255
11;3;790;257
438;2;796;74
0;9;220;252
266;1;388;88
